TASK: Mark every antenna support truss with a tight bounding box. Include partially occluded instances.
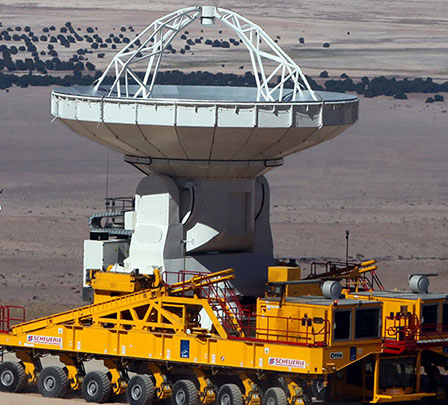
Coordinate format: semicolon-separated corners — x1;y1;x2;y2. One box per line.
94;6;316;102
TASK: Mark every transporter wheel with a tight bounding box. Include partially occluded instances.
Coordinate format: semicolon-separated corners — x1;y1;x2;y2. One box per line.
37;366;69;398
171;379;199;405
0;361;26;393
82;371;112;403
126;374;155;405
311;379;326;401
217;383;243;405
263;387;287;405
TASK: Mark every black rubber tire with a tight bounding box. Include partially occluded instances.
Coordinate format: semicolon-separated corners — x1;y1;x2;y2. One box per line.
312;379;327;401
0;361;26;393
171;379;199;405
217;383;243;405
126;374;155;405
263;387;287;405
82;371;112;403
37;366;69;398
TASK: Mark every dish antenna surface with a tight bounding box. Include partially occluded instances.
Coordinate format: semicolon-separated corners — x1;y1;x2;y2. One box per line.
51;6;358;296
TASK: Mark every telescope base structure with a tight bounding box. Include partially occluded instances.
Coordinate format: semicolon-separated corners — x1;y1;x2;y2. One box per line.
83;174;275;300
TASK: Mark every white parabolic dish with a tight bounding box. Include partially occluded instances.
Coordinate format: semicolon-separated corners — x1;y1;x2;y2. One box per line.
51;6;358;178
52;86;357;178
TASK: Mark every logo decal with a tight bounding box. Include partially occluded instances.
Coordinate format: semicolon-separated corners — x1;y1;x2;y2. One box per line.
350;347;357;361
180;340;190;358
268;357;306;369
27;335;62;346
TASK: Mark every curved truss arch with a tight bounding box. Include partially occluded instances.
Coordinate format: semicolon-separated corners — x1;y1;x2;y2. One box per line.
94;6;317;102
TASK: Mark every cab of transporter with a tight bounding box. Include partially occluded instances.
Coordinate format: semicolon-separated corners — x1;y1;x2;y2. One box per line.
344;274;448;354
255;266;384;373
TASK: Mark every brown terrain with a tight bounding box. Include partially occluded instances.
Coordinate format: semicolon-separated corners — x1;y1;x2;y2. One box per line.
0;1;447;404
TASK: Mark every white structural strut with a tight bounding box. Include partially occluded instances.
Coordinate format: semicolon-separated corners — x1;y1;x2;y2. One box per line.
94;6;317;102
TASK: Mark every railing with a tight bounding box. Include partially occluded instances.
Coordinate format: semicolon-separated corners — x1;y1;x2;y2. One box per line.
419;323;448;342
163;270;330;346
105;196;134;215
163;270;247;336
383;314;448;354
89;196;135;237
230;312;330;347
307;260;385;291
103;196;134;229
0;305;26;333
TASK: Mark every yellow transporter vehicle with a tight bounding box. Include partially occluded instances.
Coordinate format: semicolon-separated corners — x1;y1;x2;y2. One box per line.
345;280;448;401
0;267;388;405
305;260;448;403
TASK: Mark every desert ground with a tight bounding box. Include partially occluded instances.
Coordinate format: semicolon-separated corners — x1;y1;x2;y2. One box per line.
0;1;448;404
0;0;447;79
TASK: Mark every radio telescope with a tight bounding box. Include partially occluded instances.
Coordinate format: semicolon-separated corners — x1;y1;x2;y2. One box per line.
51;6;358;297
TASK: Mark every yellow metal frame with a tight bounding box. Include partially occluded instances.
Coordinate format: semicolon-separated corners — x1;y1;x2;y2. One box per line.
0;267;438;404
0;269;383;377
59;354;84;391
370;354;434;403
147;363;171;400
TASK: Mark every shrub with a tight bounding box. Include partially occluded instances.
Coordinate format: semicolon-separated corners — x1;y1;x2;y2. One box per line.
393;92;407;100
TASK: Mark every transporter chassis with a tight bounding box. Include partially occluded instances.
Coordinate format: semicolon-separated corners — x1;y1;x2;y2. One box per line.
0;269;333;405
0;266;443;404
